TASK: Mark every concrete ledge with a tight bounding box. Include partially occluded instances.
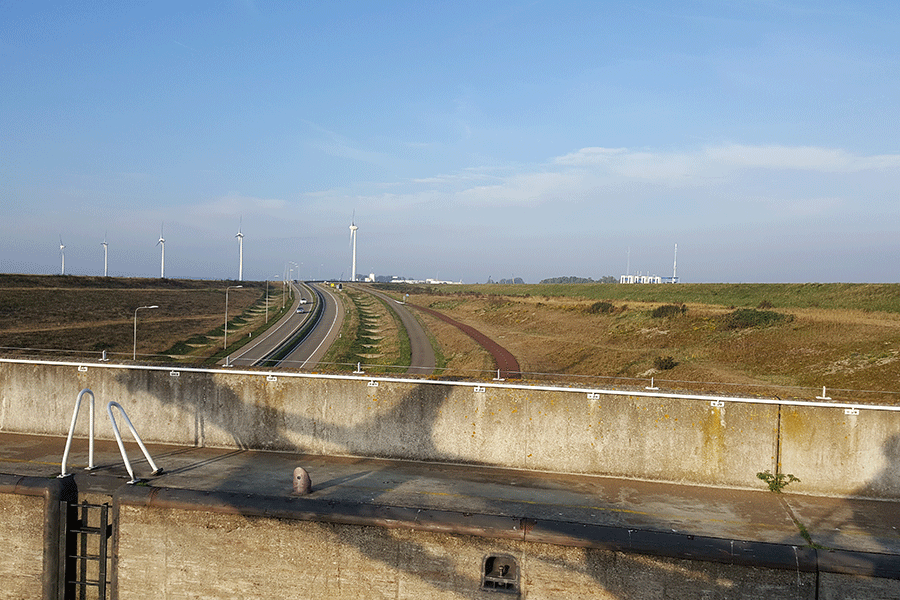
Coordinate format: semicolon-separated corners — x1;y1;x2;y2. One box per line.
114;484;900;579
818;549;900;579
114;485;527;541
0;473;74;500
524;519;819;572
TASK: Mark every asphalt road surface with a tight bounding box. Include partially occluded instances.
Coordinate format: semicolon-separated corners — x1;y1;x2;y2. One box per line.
352;284;436;376
276;282;344;371
225;282;318;368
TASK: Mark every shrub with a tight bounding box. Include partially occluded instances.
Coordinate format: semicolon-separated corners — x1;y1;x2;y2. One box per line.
586;301;614;314
724;308;792;330
653;355;677;370
757;299;774;309
651;304;686;318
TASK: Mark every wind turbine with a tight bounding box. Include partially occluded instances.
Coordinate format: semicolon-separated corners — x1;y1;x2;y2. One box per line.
59;237;65;275
101;234;108;277
235;218;244;281
349;214;358;283
157;225;165;279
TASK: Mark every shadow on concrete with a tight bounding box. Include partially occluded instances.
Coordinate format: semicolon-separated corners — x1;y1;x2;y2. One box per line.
782;433;900;583
103;373;900;596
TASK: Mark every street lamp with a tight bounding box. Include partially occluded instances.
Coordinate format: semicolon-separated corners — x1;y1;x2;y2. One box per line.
133;305;159;361
224;285;243;349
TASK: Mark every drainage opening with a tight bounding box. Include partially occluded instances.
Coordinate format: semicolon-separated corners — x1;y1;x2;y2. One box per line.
482;554;519;593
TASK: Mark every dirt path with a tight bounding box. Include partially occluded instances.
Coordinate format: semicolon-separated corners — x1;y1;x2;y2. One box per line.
409;303;521;379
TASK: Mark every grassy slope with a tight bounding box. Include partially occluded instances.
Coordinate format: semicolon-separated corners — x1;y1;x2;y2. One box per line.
1;276;898;402
0;274;268;362
376;282;900;402
444;283;900;313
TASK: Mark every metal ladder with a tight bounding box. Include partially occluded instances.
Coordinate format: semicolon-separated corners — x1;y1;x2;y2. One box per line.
59;501;111;600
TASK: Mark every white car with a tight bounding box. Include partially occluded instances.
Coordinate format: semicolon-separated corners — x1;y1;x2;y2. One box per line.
296;308;304;314
299;298;308;304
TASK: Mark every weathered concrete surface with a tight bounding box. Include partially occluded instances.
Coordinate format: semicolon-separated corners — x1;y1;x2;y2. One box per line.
0;474;75;600
114;500;817;600
780;406;900;497
0;490;44;599
1;360;899;497
818;572;900;600
3;432;900;598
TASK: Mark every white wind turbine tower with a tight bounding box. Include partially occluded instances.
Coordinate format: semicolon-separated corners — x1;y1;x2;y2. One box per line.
101;235;109;277
235;219;244;281
349;216;358;282
157;225;166;279
59;237;65;275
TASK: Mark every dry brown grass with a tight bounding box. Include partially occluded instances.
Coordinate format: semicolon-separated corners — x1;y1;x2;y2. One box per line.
0;275;267;362
2;276;898;403
396;290;900;403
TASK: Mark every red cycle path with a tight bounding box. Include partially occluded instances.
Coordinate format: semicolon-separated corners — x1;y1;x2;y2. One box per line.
409;303;521;379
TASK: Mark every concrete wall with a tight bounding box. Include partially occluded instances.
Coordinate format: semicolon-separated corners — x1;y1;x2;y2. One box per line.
0;490;45;599
114;488;818;600
0;474;75;600
1;360;898;498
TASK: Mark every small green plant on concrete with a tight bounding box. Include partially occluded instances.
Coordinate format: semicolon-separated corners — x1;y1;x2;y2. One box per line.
757;469;800;493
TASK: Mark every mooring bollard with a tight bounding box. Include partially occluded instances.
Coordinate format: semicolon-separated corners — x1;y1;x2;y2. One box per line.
293;467;312;495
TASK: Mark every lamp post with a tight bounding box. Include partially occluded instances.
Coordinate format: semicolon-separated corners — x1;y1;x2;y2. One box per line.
224;285;243;349
133;305;159;361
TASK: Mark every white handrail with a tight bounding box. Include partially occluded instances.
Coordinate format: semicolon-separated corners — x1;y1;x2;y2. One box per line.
107;401;163;484
13;358;898;413
60;388;96;477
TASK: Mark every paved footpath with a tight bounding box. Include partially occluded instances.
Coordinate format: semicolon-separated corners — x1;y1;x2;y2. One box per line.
3;431;900;576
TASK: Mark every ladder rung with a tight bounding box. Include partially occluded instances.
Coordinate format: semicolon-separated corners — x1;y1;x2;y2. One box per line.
71;553;102;561
68;580;103;587
71;526;106;534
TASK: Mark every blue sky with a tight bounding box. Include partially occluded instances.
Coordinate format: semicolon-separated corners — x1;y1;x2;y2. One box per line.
2;1;898;283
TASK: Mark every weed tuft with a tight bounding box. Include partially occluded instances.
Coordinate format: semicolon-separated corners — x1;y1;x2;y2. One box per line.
653;355;677;370
757;469;800;493
586;301;614;314
724;308;792;329
651;304;686;318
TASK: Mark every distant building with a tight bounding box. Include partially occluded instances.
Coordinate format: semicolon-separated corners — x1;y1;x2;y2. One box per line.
619;274;663;284
620;244;679;283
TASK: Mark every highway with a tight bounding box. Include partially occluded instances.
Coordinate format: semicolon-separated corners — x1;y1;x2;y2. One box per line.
225;282;328;368
274;282;344;370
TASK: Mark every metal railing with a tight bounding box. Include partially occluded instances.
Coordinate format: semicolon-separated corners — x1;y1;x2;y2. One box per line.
59;387;163;484
18;359;900;416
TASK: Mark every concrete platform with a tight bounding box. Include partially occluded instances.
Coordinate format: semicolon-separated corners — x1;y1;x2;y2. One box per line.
2;431;900;577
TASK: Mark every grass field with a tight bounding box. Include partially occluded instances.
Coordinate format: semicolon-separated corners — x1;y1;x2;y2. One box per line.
0;275;271;363
375;282;900;403
1;275;897;403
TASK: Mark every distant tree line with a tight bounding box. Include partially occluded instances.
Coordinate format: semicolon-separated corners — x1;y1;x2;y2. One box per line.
486;277;525;284
539;276;618;284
